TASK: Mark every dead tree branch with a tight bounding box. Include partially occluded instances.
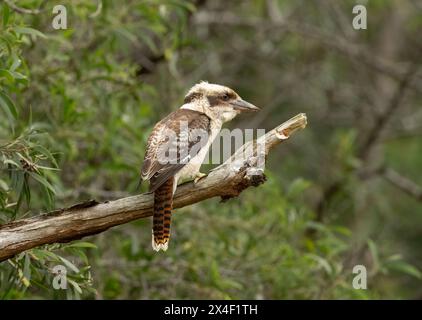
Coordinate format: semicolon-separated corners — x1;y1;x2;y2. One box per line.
358;66;417;160
0;114;307;262
383;168;422;202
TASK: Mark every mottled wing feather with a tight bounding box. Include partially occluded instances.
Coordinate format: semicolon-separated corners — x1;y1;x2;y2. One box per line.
141;120;166;181
141;109;211;192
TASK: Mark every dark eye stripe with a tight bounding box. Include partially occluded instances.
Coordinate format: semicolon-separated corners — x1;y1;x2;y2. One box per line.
225;92;236;100
207;95;219;106
184;92;202;103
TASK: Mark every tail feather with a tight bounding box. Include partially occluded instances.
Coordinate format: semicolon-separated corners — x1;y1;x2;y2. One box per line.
152;177;174;251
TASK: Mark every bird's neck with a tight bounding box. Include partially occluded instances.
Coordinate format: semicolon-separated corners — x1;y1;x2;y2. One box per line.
180;101;207;113
180;101;235;125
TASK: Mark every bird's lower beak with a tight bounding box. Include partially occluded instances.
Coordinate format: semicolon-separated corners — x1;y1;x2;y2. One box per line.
231;99;260;112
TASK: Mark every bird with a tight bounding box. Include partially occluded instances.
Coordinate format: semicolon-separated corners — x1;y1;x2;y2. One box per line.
140;81;260;251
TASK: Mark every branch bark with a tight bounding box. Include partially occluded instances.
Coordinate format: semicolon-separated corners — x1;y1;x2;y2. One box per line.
0;114;307;262
383;167;422;202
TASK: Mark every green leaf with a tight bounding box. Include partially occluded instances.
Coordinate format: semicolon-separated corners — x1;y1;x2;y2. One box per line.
2;3;10;27
13;27;47;39
210;260;221;286
0;179;8;191
70;248;89;265
287;178;311;198
0;69;15;82
138;33;159;54
308;254;333;275
386;260;422;279
68;279;83;294
166;0;196;12
23;177;31;207
18;268;30;287
367;239;380;273
29;144;59;168
65;242;97;249
27;172;56;195
331;225;352;236
9;70;27;80
59;256;80;273
31;248;60;262
10;56;22;71
23;253;32;286
0;90;18;122
113;27;139;45
0;36;12;56
3;159;20;168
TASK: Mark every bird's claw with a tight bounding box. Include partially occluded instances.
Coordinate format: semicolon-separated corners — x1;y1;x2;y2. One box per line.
194;172;207;184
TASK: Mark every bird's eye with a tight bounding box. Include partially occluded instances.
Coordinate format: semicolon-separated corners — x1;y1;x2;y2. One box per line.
222;93;230;101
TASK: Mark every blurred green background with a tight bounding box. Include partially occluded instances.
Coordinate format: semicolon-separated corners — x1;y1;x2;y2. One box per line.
0;0;421;299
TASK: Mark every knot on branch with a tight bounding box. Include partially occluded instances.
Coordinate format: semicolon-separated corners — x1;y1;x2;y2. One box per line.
221;162;267;202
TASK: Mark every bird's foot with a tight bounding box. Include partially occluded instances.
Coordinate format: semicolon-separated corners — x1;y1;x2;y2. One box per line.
194;172;207;184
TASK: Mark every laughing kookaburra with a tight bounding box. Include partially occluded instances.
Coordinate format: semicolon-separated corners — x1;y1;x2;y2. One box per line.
140;81;260;251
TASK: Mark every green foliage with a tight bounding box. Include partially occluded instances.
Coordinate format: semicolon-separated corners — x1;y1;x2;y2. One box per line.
0;242;96;299
0;0;421;299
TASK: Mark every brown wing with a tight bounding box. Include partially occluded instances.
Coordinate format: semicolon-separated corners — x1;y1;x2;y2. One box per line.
141;109;211;192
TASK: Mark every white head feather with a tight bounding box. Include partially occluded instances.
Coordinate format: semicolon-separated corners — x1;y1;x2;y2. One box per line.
181;81;241;123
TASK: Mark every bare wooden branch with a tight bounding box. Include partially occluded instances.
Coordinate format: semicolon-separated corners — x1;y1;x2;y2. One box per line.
383;168;422;202
4;0;42;14
0;114;307;262
358;66;417;160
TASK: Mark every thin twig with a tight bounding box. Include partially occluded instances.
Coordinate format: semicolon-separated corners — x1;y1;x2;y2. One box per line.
4;0;42;15
358;66;418;160
383;168;422;202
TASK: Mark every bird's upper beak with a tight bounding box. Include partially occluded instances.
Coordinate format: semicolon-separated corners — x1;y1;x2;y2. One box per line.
230;99;260;112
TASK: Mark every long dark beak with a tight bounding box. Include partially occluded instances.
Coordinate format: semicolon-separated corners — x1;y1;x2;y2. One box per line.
230;99;260;112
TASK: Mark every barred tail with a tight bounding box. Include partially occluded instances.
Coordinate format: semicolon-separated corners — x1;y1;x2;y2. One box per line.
152;177;174;251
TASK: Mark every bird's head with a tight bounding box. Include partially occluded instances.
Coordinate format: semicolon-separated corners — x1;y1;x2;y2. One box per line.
181;81;260;123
